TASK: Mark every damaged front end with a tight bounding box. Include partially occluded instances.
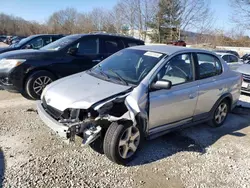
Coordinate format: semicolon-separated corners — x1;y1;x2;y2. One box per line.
37;87;148;145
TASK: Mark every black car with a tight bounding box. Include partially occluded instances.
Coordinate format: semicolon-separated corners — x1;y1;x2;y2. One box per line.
10;36;27;45
0;33;144;99
0;34;64;54
214;50;240;58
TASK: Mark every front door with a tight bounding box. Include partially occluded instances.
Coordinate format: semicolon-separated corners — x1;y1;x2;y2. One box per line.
70;37;103;72
148;53;198;132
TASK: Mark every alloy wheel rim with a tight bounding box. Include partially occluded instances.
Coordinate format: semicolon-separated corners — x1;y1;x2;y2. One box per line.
118;126;140;159
215;103;228;124
33;76;52;95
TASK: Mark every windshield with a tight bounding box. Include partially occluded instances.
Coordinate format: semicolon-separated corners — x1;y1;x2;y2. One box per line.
13;36;33;48
89;49;165;85
40;35;79;51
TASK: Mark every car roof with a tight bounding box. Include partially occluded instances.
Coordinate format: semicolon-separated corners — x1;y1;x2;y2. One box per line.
129;45;212;55
28;34;64;38
68;33;144;42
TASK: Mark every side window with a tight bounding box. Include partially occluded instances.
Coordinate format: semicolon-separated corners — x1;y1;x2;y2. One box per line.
229;55;238;63
222;55;229;62
42;36;52;46
52;36;61;42
155;53;194;86
197;53;222;79
104;39;123;53
125;40;143;47
25;37;44;49
76;38;99;55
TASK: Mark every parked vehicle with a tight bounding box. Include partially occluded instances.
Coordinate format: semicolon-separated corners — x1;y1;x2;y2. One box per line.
0;33;144;99
214;50;240;58
0;34;64;54
167;40;186;46
215;52;243;70
236;64;250;94
37;45;241;165
10;36;26;45
0;36;7;42
241;53;250;63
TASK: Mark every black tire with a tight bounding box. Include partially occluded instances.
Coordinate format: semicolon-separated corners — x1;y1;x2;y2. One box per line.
25;70;56;100
89;137;104;154
103;122;143;165
209;100;229;127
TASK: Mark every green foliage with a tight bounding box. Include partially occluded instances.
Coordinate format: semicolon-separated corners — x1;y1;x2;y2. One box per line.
147;0;182;43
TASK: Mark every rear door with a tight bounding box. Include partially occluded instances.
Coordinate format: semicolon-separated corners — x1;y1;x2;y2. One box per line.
194;53;224;117
100;36;125;59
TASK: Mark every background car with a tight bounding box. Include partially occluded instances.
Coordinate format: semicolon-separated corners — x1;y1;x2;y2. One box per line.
241;53;250;63
0;36;7;42
215;52;243;70
37;45;241;165
167;40;186;46
0;34;64;54
214;49;240;58
9;36;26;45
0;33;144;99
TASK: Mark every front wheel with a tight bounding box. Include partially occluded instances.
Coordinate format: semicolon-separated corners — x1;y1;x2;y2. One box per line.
25;71;56;100
103;122;143;165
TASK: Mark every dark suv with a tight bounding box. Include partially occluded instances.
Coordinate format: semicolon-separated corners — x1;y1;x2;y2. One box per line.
0;33;144;99
0;34;64;54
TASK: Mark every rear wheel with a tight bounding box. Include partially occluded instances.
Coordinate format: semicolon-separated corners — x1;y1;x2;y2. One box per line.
209;100;229;127
25;71;56;100
103;122;143;165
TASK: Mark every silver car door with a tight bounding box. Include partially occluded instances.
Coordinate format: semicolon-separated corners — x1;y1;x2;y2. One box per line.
148;53;199;131
194;53;225;116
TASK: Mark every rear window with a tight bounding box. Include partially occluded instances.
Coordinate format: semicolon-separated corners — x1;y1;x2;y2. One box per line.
124;39;144;47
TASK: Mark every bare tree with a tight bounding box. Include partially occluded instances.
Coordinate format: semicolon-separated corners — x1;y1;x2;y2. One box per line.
230;0;250;29
179;0;213;32
47;8;79;34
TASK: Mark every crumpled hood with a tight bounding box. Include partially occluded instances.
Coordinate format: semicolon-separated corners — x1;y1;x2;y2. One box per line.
236;64;250;75
42;72;131;111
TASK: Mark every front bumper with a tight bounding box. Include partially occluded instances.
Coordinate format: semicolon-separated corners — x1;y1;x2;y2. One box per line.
0;80;19;93
37;101;69;139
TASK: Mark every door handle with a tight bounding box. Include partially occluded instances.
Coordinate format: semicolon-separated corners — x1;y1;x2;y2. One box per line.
92;59;101;63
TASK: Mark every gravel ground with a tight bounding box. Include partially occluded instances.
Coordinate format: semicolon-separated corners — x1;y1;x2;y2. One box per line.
0;91;250;188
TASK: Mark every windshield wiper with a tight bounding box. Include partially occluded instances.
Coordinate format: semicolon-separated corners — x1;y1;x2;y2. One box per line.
97;65;110;80
109;69;128;86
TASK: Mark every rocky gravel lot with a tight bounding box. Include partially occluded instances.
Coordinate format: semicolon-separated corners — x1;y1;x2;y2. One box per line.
0;90;250;188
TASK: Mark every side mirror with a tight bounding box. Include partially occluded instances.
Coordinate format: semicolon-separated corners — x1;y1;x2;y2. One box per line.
151;80;172;90
67;47;78;55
